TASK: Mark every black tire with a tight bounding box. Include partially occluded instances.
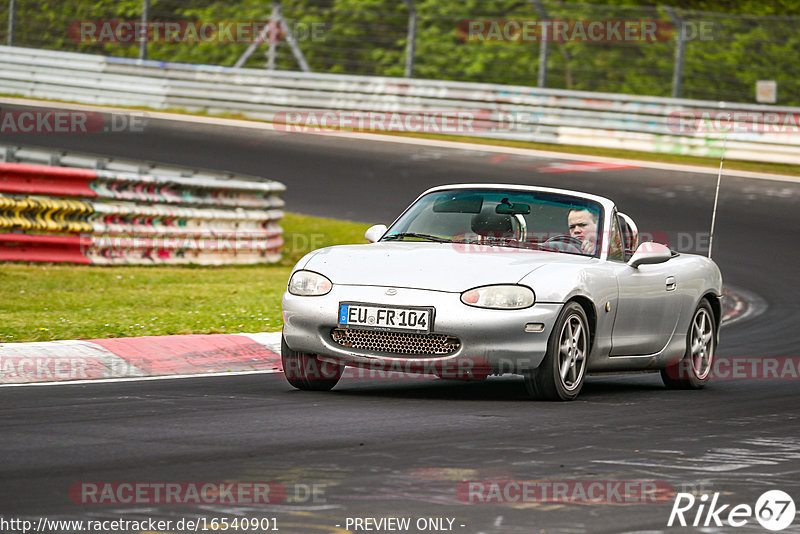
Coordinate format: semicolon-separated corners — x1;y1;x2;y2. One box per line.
661;300;715;389
524;302;590;401
281;335;343;391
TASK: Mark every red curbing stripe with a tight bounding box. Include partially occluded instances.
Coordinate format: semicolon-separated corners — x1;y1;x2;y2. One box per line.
88;334;282;376
531;161;641;174
721;288;742;323
0;162;98;197
0;233;91;263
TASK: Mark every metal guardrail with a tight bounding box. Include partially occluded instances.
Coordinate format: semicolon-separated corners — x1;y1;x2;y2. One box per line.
1;46;800;165
0;144;285;265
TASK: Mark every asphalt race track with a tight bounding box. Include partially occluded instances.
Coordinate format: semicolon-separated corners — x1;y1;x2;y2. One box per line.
2;104;799;533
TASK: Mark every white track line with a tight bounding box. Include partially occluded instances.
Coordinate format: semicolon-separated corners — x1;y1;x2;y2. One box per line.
0;368;280;388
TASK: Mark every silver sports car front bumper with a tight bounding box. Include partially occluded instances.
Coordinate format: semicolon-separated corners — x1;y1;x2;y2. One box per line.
282;284;564;375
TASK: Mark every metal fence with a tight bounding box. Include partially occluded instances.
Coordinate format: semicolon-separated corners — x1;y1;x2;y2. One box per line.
1;1;799;106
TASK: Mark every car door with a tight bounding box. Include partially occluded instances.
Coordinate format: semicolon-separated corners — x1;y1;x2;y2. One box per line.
611;263;682;355
608;214;682;356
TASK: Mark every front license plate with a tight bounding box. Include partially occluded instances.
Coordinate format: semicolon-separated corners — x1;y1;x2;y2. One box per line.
338;302;434;334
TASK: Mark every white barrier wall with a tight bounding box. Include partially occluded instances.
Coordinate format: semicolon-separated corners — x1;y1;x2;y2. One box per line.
1;46;799;164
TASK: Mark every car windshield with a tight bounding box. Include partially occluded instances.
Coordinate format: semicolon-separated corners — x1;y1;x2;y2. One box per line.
383;188;604;257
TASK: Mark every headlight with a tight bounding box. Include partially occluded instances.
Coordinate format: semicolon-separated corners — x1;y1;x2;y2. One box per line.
288;270;333;296
461;284;535;309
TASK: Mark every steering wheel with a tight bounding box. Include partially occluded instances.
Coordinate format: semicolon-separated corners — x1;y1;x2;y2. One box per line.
541;235;583;252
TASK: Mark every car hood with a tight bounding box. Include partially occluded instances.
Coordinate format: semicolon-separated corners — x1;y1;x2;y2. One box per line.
302;242;593;292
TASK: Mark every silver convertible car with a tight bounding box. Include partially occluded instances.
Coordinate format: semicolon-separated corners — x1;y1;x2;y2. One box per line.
281;184;722;400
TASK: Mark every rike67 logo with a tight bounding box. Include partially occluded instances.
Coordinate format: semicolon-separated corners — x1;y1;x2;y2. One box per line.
668;490;796;531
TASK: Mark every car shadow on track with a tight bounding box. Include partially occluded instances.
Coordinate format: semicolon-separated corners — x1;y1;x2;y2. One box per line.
300;374;670;401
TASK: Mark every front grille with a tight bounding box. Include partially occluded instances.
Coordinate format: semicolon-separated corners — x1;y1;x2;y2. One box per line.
331;328;461;356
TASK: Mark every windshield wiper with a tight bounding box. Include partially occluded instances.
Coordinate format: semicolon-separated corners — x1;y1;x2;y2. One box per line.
450;238;531;250
383;232;452;243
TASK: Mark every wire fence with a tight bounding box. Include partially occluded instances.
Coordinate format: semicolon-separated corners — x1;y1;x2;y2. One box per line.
2;0;799;106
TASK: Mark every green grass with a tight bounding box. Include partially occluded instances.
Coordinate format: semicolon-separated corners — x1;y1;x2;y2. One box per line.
0;213;371;343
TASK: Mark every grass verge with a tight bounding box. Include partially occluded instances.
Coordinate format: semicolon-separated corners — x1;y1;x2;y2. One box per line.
0;213;371;343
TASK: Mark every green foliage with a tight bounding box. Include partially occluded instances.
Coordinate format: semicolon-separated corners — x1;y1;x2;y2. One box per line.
4;0;799;104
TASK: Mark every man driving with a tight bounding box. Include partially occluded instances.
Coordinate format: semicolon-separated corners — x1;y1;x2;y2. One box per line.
568;208;598;255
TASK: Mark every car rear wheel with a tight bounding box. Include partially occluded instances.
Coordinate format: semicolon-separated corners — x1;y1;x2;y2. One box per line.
281;335;343;391
661;300;715;389
524;302;589;401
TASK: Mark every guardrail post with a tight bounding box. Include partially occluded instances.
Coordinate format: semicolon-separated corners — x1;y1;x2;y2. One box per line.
531;0;549;88
266;1;280;70
234;1;279;69
663;6;685;99
139;0;150;61
7;0;16;46
277;3;311;72
0;147;15;162
234;1;309;72
402;0;417;78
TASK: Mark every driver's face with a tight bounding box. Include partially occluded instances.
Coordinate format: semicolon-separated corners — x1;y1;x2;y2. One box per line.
568;210;598;250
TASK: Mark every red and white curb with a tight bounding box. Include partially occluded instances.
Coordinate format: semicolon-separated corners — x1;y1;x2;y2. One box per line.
0;332;283;386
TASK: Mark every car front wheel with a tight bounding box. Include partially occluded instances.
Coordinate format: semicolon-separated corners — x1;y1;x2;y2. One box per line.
281;335;343;391
661;300;715;389
524;302;589;401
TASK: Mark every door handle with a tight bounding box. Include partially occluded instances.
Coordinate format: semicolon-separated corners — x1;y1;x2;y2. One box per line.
666;276;677;291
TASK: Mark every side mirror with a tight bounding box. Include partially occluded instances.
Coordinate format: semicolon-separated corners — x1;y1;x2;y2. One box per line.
627;242;672;268
365;224;387;243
